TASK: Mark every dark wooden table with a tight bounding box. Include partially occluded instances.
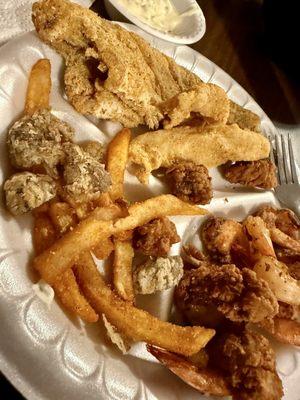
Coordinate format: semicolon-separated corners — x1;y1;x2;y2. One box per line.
2;0;299;398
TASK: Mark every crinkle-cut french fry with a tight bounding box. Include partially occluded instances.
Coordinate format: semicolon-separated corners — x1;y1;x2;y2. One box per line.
24;59;51;115
113;239;134;302
93;237;114;260
33;213;98;322
33;196;206;285
147;345;231;396
74;252;214;356
107;128;131;201
33;205;122;284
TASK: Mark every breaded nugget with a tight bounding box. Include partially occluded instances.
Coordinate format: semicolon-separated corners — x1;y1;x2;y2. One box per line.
129;124;270;183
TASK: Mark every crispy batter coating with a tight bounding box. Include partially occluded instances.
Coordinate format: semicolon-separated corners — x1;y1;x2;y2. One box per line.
278;301;299;320
254;205;299;239
209;329;283;400
129;124;270;184
166;162;212;205
63;143;111;202
133;217;180;257
4;172;57;215
160;83;230;129
175;264;278;323
7;109;74;177
227;101;261;132
224;159;278;189
201;217;245;263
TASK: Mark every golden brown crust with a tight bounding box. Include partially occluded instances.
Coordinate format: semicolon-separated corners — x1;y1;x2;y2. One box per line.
223;159;278;189
228;101;261;132
129;124;270;183
32;0;202;128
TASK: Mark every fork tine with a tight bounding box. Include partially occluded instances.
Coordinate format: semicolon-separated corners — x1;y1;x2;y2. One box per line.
281;134;292;184
288;133;299;184
275;134;286;184
268;134;276;165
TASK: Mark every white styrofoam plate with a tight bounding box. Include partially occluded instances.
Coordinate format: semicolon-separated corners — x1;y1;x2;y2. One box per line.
104;0;206;44
0;22;299;400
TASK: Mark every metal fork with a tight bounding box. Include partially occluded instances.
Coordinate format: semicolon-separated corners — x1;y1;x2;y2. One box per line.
269;133;300;215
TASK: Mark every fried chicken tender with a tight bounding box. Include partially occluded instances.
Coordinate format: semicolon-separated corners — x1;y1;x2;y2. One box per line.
166;162;212;205
223;159;278;189
201;217;246;263
133;217;180;257
209;328;283;400
175;264;278;324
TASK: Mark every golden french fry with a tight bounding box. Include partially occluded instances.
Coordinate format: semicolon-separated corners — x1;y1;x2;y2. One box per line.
54;268;98;323
147;345;231;396
74;252;214;356
113;239;134;302
93;237;114;260
49;201;77;234
114;194;208;232
33;205;122;284
24;59;51;115
33;213;57;255
107;128;131;201
33;213;98;322
33;196;207;285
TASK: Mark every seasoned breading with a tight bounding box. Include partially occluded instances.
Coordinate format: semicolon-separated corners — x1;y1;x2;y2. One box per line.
129;124;270;183
7;109;74;177
201;217;245;263
223;159;278;189
160;83;230;129
133;217;180;257
32;0;202;128
166;162;212;205
63;143;111;202
134;256;183;294
227;101;261;132
175;264;278;323
254;205;299;239
4;172;57;215
209;329;283;400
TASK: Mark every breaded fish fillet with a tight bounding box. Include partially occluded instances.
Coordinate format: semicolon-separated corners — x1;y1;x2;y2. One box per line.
32;0;262;130
228;102;261;132
129;124;270;183
32;0;201;128
160;83;230;129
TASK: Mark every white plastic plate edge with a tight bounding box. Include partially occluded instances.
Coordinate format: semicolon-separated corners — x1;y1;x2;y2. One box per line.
0;22;299;400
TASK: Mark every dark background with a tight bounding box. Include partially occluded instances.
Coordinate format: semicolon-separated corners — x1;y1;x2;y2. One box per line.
1;0;299;398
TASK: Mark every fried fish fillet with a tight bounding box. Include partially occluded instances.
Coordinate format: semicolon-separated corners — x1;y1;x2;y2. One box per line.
129;124;270;183
228;102;261;132
32;0;261;130
32;0;201;128
160;83;230;129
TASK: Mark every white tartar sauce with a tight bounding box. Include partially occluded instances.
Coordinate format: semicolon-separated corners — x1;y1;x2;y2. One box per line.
118;0;197;32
